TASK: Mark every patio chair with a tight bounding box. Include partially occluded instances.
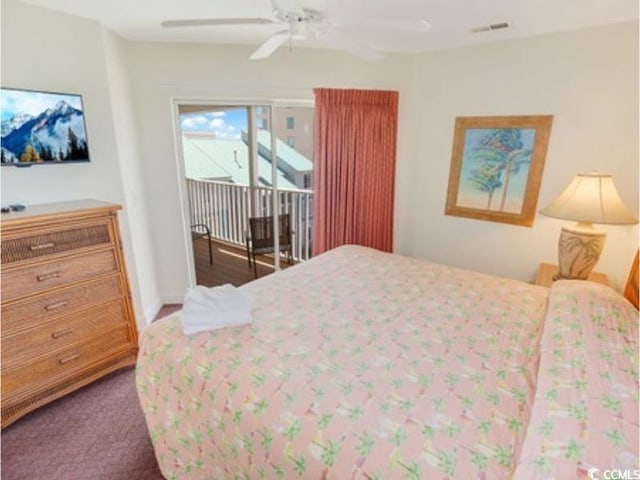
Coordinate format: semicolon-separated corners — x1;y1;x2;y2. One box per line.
191;223;213;265
245;214;292;278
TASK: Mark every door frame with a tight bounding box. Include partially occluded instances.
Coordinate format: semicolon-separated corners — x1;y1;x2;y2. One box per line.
170;96;314;287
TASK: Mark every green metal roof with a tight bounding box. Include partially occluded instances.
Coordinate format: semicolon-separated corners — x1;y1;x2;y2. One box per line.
256;130;313;172
182;136;234;181
182;134;299;190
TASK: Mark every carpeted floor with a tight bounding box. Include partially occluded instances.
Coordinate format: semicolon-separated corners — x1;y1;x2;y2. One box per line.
0;305;184;480
1;368;164;480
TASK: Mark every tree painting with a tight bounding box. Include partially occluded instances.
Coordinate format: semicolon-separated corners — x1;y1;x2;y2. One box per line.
468;163;503;210
459;128;535;213
470;128;533;211
445;116;553;227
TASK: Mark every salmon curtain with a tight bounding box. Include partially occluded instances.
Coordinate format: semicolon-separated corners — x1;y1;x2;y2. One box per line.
312;88;399;256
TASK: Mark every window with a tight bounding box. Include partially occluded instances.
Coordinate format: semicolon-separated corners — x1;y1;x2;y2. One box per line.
287;136;295;148
286;116;294;129
303;173;312;189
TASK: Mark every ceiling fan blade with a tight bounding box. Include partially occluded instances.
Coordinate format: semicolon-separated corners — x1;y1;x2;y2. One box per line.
331;17;431;33
161;17;274;28
272;0;305;17
321;29;384;61
250;31;290;60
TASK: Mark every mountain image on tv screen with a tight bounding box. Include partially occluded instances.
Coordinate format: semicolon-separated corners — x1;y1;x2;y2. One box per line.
1;88;90;165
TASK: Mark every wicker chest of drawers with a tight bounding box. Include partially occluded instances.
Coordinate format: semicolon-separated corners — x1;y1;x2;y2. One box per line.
1;200;138;427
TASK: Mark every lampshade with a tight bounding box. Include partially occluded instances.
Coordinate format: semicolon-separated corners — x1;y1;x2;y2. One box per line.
540;173;637;225
540;173;638;281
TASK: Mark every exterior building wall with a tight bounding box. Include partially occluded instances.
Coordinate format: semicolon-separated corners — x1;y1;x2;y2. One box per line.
255;106;314;162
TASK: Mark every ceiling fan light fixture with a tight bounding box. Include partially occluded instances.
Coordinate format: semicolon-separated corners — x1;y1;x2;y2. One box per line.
289;20;308;39
164;0;432;60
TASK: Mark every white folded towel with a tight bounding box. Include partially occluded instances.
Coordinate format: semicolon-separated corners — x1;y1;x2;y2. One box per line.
181;284;253;336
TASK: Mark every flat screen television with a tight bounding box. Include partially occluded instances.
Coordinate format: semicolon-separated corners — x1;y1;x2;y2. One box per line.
1;87;90;166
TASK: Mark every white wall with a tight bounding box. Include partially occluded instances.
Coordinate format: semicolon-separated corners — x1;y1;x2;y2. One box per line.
101;30;162;323
395;21;639;290
0;0;160;325
1;0;123;205
125;42;414;302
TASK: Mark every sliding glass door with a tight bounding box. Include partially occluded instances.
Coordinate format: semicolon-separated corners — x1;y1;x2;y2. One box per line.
177;101;314;286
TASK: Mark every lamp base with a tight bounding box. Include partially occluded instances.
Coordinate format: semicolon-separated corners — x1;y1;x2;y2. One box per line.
555;223;606;280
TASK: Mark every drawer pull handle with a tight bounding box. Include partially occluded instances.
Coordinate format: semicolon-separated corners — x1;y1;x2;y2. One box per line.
51;328;74;339
45;300;69;311
58;353;80;365
36;271;61;282
30;242;56;251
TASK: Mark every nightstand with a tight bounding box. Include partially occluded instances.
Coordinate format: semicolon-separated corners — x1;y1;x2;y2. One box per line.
535;263;609;287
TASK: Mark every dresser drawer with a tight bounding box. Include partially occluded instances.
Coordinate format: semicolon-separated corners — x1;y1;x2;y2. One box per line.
1;301;128;370
1;275;123;336
1;222;112;264
1;325;133;399
1;250;118;302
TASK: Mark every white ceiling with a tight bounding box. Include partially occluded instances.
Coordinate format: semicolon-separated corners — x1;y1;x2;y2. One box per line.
18;0;639;54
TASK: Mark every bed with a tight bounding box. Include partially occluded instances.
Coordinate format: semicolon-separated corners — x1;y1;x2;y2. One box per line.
136;245;638;479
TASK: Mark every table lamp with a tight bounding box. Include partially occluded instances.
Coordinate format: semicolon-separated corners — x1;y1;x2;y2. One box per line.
539;172;638;280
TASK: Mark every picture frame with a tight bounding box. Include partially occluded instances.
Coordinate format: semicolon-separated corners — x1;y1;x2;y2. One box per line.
445;115;553;227
1;87;90;166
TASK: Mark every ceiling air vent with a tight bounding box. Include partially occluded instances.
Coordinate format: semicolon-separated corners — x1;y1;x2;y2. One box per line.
490;22;509;30
471;22;509;33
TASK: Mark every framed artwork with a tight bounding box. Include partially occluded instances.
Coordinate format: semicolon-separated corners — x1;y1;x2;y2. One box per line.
445;115;553;227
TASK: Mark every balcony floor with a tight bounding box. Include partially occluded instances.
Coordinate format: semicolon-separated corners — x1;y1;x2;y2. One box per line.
193;237;294;288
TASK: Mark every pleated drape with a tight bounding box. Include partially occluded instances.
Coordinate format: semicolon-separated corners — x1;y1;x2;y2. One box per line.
312;88;399;256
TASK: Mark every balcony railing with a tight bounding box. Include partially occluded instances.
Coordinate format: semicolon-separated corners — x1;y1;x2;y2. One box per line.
186;178;313;262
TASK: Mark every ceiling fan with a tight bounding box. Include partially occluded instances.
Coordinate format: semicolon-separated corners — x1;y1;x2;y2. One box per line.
161;0;430;60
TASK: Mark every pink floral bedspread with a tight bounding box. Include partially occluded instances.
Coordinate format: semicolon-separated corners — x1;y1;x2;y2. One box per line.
137;245;564;479
514;281;639;479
